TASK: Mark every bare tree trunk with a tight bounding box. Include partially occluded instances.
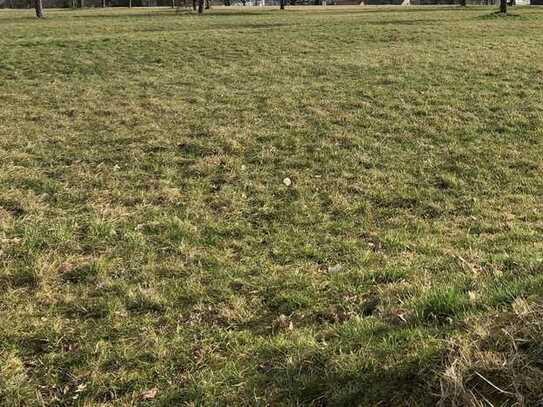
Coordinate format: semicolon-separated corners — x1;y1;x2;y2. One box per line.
197;0;203;12
34;0;44;17
280;0;284;8
102;0;106;7
193;0;196;9
204;0;209;9
459;0;466;6
129;0;132;7
500;0;506;12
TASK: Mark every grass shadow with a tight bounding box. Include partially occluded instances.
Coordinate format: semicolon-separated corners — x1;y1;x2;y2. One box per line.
475;10;524;19
364;17;442;24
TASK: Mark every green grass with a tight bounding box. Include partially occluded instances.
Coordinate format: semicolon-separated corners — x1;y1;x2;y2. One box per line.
1;5;543;405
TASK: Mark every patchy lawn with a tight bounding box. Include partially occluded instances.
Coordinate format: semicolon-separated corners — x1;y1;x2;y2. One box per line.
1;5;543;405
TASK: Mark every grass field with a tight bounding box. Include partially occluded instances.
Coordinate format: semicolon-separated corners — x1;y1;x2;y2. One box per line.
1;5;543;405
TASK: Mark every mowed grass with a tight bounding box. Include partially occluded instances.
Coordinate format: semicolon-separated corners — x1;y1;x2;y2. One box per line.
1;5;543;405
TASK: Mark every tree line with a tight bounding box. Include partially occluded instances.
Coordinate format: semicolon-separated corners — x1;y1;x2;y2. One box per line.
33;0;510;20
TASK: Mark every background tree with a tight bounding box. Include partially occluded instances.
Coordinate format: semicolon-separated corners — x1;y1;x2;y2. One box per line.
280;0;284;9
197;0;203;13
500;0;506;13
34;0;44;17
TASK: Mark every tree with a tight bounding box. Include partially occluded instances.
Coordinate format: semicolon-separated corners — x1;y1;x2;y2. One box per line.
500;0;506;13
280;0;285;9
34;0;44;17
459;0;466;6
197;0;203;13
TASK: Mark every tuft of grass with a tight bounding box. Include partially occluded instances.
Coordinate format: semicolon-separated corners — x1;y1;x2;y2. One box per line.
413;287;468;323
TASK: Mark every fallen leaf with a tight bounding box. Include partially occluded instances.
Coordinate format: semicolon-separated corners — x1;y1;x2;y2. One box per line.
274;314;293;331
391;308;409;324
141;388;158;400
75;383;87;393
58;262;75;274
